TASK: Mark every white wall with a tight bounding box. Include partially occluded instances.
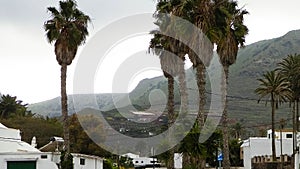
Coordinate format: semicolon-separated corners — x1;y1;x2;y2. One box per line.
49;153;103;169
0;152;103;169
174;153;182;169
73;156;103;169
0;152;59;169
267;130;293;139
248;138;293;157
242;137;293;169
133;157;156;167
0;124;103;169
0;126;21;140
242;144;251;169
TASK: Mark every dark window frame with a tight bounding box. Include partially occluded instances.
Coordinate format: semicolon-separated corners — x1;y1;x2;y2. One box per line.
80;158;85;165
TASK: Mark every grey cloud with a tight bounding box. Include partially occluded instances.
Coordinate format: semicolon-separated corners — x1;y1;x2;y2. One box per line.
0;0;156;27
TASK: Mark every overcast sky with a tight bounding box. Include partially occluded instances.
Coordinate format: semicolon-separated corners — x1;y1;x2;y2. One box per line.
1;0;300;104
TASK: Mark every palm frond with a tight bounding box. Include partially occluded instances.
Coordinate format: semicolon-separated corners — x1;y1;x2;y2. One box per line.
44;0;91;65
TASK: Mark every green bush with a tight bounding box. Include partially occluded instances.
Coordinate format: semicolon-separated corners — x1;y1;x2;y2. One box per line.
103;159;113;169
60;151;73;169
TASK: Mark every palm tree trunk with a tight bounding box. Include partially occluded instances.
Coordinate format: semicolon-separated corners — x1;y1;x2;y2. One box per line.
296;99;299;167
178;55;189;168
222;65;230;169
271;95;276;161
167;76;175;169
182;153;190;168
168;76;175;126
297;99;299;131
196;63;206;127
292;101;296;168
61;63;70;155
178;63;188;114
192;63;207;168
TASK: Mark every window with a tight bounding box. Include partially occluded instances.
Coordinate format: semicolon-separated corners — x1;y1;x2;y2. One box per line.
41;155;48;159
141;161;143;163
286;134;293;138
135;161;139;164
7;161;36;169
80;158;85;165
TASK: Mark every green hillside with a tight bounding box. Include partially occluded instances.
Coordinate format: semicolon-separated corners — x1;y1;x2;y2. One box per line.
29;29;300;135
28;93;127;117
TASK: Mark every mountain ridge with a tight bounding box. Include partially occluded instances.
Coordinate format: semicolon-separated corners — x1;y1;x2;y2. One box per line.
29;29;300;133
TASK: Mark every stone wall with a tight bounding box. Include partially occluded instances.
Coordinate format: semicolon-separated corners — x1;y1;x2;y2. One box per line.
251;155;292;169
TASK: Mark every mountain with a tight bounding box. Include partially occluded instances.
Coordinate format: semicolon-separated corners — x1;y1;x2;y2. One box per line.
29;29;300;134
28;93;127;117
230;29;300;97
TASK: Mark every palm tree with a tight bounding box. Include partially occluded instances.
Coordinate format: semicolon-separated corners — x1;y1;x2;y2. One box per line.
230;122;243;140
255;70;292;161
179;123;207;169
214;1;248;168
152;1;248;168
277;54;300;124
149;34;182;128
149;31;179;169
170;1;216;167
174;0;215;127
0;94;18;119
277;54;300;102
150;1;191;168
44;0;90;155
276;54;300;163
0;94;31;119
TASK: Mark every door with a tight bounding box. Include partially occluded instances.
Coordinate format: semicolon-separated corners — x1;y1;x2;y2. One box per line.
7;161;36;169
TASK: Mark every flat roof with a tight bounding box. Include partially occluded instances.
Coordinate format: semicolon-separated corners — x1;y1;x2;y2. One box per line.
131;111;155;116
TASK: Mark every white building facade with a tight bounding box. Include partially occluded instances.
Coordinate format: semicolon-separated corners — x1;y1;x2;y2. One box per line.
0;123;59;169
0;123;103;169
241;129;293;169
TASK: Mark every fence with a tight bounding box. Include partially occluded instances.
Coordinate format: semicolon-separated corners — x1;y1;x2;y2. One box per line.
252;155;292;169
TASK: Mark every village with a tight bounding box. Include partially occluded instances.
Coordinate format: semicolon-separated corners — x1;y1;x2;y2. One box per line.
1;0;300;169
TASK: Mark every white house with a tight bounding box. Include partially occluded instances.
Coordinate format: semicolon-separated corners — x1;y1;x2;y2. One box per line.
0;123;58;169
241;129;294;169
122;153;140;159
0;123;103;169
122;153;160;168
69;153;103;169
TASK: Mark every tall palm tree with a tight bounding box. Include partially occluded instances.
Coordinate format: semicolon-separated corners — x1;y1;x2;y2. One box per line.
173;0;215;127
152;0;248;168
150;1;191;167
214;1;248;168
149;31;180;169
44;0;90;155
170;1;216;167
277;54;300;123
149;34;182;128
277;54;300;162
277;54;300;102
255;70;292;161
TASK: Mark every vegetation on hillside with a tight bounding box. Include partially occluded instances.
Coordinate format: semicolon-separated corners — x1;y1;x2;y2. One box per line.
29;30;300;137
